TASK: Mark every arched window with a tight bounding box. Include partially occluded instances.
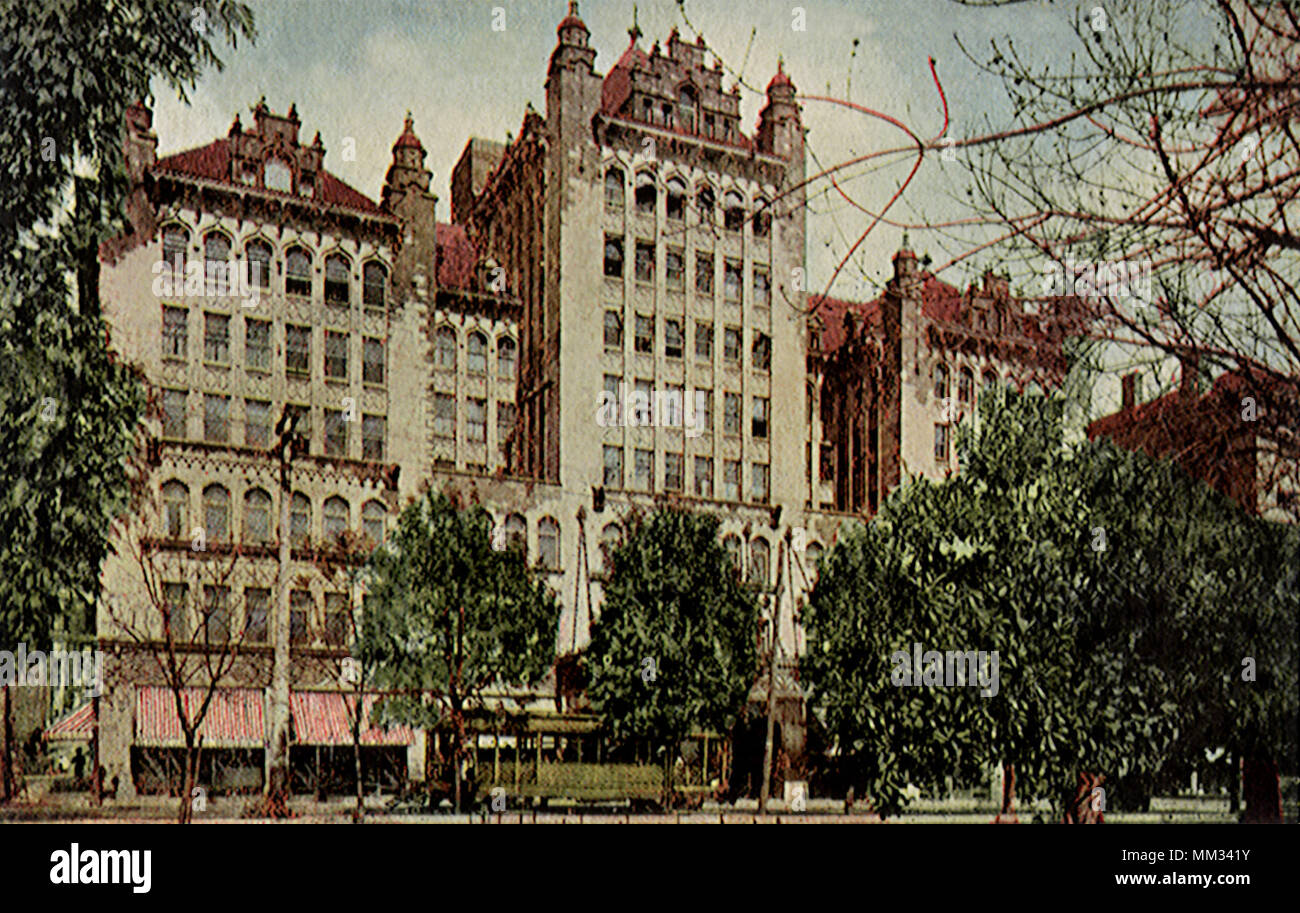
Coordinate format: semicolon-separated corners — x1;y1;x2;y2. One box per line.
467;332;487;375
677;87;697;133
363;261;387;309
162;480;188;540
934;363;950;401
600;522;622;575
263;157;292;193
635;172;656;215
323;496;349;541
696;186;715;223
982;369;998;392
497;336;516;379
538;517;560;570
505;513;527;552
959;367;974;403
290;492;311;548
723;534;742;573
362;500;386;544
204;232;231;287
605;167;625;211
325;254;350;305
434;326;457;370
245;240;272;291
203;484;230;543
805;542;824;578
243;488;272;544
749;538;770;587
666;177;686;221
753;198;771;237
724;191;745;232
285;246;311;297
162;225;188;273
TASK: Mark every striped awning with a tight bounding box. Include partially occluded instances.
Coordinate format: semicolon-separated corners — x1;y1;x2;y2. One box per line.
290;692;414;746
135;686;265;748
45;701;95;741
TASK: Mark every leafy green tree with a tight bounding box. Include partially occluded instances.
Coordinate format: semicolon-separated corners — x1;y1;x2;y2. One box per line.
586;507;760;799
359;490;559;811
0;0;254;800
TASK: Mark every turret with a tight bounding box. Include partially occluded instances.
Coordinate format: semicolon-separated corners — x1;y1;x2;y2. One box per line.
382;113;438;301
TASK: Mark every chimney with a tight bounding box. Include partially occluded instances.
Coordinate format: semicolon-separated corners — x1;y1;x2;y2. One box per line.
1121;372;1139;411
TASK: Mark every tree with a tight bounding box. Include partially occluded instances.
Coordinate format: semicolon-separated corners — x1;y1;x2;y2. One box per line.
359;489;559;812
0;0;255;801
804;388;1297;819
586;507;760;802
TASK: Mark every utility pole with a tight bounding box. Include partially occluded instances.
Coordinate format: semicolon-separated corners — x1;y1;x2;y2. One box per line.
758;536;786;814
265;406;302;813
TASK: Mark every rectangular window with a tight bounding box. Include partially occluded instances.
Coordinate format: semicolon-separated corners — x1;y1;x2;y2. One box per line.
665;248;685;291
286;404;311;451
497;402;516;449
751;462;770;503
204;313;230;364
245;318;270;371
753;332;772;371
724;260;743;304
752;397;770;439
244;588;269;643
634;315;653;354
286;324;310;376
664;319;683;359
603;375;622;426
664;383;684;427
162;389;187;439
635;241;655;283
632;379;653;426
723;460;741;502
820;441;836;482
603;445;623;489
694;388;713;430
245;399;270;449
467;398;486;443
363;337;385;385
163;583;188;641
695;252;713;295
362;414;385;461
203;585;231;643
290;590;312;645
324;592;349;646
935;423;950;461
324;409;348;457
695;321;713;360
604;310;623;349
724;327;741;363
325;330;348;380
162;306;188;359
604;234;624;278
724;393;742;435
753;267;771;307
634;448;653;491
664;452;684;492
693;457;713;497
434;394;455;439
204;394;229;443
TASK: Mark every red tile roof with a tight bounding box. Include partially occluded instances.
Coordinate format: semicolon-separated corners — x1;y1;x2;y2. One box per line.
436;222;484;292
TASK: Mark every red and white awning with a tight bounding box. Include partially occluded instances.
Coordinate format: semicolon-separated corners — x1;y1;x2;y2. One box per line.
290;692;414;746
135;686;265;748
45;701;95;741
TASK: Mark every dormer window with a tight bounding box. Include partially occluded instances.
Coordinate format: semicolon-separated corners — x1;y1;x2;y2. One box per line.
677;87;697;133
300;174;315;198
263;158;292;193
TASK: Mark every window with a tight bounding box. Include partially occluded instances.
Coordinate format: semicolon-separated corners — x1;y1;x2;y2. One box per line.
724;393;742;435
749;538;770;586
806;542;824;577
694;457;713;497
934;363;950;400
245;318;270;371
664;319;684;358
325;331;348;380
290;590;311;645
959;367;974;403
666;248;685;290
286;324;311;376
632;379;653;426
204;233;231;291
467;332;487;374
724;191;745;232
751;462;770;503
695;252;713;295
538;518;560;570
162;389;187;439
752;397;769;439
163;583;189;641
982;369;998;392
244;488;272;544
290;493;310;548
695;388;713;429
604;235;624;278
434;326;457;370
934;423;950;461
434;394;455;439
696;187;715;223
820;441;836;482
664;452;684;491
666;178;686;220
724;260;743;303
724;327;742;363
497;402;516;448
753;267;771;307
323;496;349;541
604;310;623;349
723;460;741;501
605;168;624;211
286;404;311;450
723;535;742;573
201;585;231;643
162;481;188;540
203;484;230;543
753;199;771;237
325;255;350;305
602;375;623;425
264;158;293;193
753;332;772;371
324;592;349;646
162;226;187;274
243;240;272;292
363;337;385;385
695;321;713;359
634;315;653;354
505;514;526;552
467;398;486;443
635;241;655;283
162;306;187;358
363;261;387;309
204;394;229;443
244;588;269;643
362;414;385;461
324;409;348;456
634;448;653;491
285;247;311;297
244;399;270;449
600;523;622;574
635;173;656;215
677;88;697;133
202;313;230;364
497;336;516;378
603;445;623;488
362;500;386;544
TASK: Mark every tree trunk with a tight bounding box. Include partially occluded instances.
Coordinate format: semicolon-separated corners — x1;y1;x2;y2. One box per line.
1063;771;1105;823
179;737;198;824
0;684;14;801
352;688;364;823
1241;758;1282;824
994;762;1018;822
1229;751;1241;815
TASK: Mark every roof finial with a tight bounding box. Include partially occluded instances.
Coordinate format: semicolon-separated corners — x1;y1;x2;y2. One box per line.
901;231;910;250
568;1;579;15
628;4;642;44
404;109;414;132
